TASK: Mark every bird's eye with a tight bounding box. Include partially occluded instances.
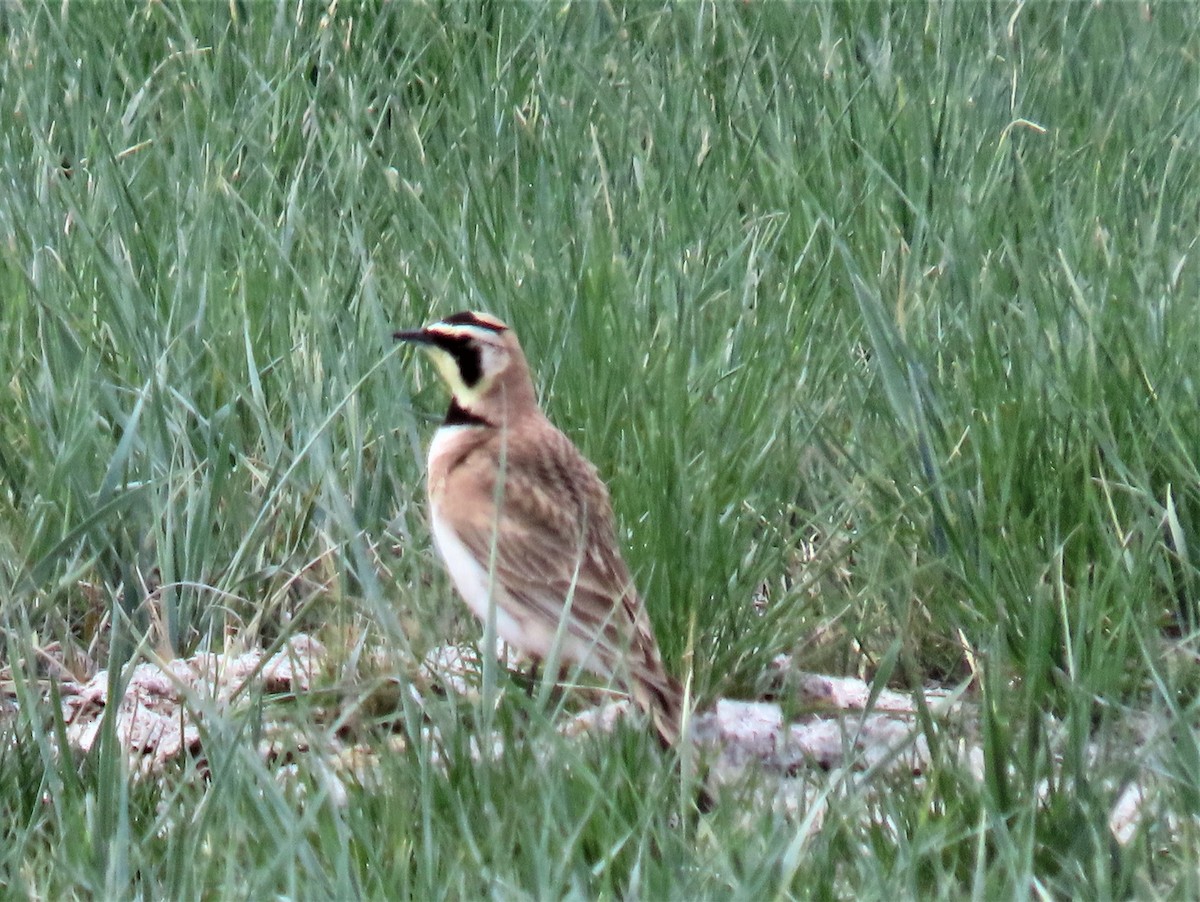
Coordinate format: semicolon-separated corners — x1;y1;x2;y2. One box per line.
439;335;483;387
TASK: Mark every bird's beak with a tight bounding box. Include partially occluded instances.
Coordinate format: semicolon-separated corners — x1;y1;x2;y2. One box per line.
393;328;435;345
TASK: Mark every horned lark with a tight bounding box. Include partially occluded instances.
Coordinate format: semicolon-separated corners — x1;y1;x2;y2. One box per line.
394;311;686;748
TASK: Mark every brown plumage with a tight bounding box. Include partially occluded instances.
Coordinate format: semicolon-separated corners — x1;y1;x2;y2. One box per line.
394;310;685;747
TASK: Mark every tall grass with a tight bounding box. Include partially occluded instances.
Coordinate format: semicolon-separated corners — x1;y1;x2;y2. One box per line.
1;1;1198;896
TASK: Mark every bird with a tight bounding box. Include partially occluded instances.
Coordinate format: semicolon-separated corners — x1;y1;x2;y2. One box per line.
394;310;687;749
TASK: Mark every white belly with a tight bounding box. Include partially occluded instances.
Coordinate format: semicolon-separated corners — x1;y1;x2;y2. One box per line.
425;426;607;671
429;506;605;673
429;509;527;647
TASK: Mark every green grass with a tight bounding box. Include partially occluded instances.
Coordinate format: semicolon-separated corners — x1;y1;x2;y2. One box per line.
2;0;1199;896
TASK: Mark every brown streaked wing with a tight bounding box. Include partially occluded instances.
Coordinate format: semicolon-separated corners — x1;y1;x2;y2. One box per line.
444;420;643;672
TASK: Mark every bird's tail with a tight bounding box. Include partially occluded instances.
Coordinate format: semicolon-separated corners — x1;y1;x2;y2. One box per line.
629;647;687;749
630;647;714;811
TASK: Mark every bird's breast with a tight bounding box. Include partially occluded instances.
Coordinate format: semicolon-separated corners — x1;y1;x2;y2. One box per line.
426;424;486;499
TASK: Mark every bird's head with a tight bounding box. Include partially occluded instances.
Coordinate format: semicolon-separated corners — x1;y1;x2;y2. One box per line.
394;311;537;420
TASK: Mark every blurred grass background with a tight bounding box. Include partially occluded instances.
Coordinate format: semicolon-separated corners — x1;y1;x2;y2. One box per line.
1;1;1198;896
